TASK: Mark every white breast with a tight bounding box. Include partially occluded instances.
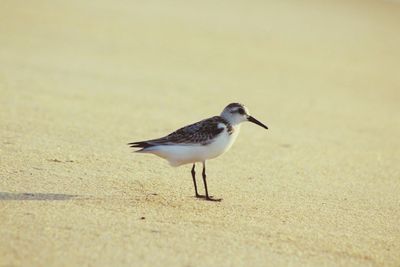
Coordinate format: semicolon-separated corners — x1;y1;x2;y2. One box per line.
205;123;240;160
144;124;241;166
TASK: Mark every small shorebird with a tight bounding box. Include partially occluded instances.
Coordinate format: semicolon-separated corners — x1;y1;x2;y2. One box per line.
129;103;268;201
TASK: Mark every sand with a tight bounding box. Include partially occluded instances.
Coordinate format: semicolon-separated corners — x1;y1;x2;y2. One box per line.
1;0;400;266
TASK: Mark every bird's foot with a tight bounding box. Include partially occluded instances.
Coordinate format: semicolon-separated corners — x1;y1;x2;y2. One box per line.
205;196;222;202
194;194;222;202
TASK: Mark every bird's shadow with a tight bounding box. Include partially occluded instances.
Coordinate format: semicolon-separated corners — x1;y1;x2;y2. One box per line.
0;192;78;201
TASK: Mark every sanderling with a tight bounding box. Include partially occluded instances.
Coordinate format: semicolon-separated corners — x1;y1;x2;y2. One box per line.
128;103;268;201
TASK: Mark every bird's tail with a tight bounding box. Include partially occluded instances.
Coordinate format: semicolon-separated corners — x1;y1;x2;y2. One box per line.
128;141;155;152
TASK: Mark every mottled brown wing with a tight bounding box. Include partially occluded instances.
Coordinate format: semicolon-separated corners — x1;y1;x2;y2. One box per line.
146;116;225;145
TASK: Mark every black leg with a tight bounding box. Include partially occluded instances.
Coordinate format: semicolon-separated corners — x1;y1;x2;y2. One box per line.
191;163;201;198
201;161;222;202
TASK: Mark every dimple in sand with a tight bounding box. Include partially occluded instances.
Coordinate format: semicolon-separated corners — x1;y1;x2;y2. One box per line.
129;103;268;201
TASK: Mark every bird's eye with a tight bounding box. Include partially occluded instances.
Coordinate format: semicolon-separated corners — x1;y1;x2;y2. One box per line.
238;108;245;115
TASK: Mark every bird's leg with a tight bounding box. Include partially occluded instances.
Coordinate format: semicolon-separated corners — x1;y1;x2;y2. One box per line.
191;163;202;198
201;161;222;202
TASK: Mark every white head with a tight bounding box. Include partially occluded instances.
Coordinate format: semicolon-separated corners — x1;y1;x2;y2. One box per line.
220;103;268;129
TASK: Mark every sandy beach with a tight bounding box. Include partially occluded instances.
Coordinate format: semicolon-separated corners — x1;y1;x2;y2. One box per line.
1;0;400;266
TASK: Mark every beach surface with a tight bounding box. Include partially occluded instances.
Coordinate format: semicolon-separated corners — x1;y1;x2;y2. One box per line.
1;0;400;266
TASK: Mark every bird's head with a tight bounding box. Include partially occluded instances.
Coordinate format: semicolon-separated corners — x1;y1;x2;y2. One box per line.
221;103;268;129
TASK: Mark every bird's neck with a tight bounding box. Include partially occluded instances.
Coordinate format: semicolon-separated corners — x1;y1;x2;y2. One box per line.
223;117;241;136
220;113;242;126
232;124;241;135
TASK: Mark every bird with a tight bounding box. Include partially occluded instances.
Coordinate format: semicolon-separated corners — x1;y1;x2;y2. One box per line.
128;103;268;201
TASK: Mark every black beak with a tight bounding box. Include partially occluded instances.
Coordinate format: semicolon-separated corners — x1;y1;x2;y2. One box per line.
247;116;268;130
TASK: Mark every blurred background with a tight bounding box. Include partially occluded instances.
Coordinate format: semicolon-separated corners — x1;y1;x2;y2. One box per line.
1;0;399;136
1;1;399;266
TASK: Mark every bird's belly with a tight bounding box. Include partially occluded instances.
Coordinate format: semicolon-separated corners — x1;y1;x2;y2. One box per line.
203;131;236;159
153;130;238;166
